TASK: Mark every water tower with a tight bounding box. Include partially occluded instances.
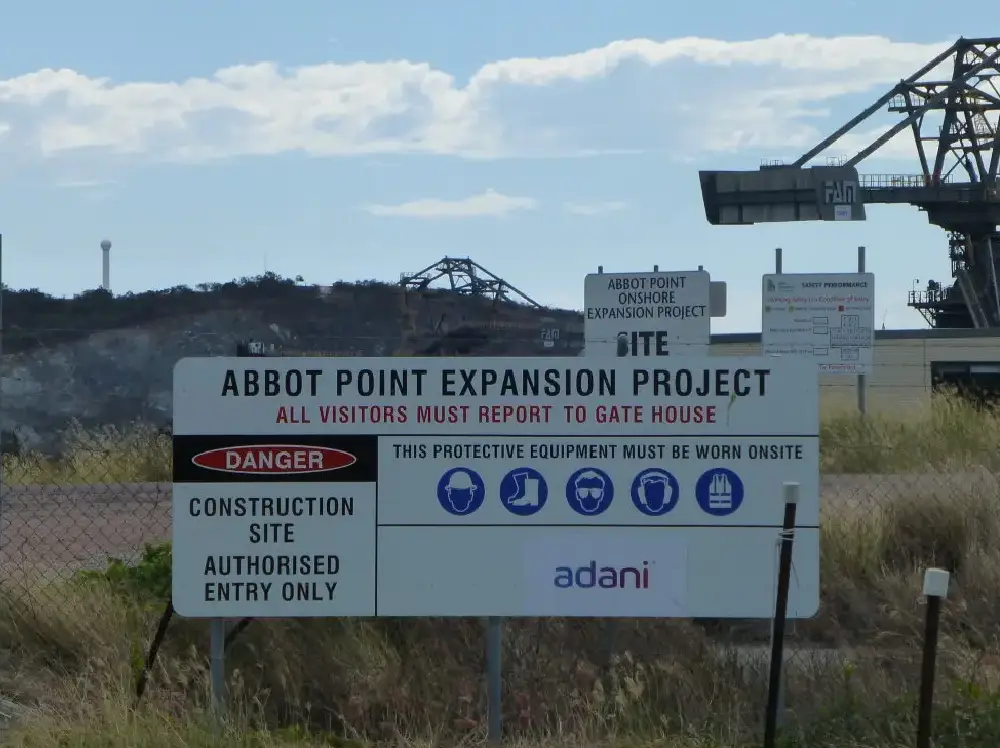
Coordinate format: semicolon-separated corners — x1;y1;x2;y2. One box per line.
100;239;111;291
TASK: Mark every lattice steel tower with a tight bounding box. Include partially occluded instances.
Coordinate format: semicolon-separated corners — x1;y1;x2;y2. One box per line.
798;37;999;327
700;38;1000;328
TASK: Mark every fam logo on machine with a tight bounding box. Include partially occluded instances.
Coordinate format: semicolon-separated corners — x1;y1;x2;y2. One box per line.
191;444;357;476
554;560;651;589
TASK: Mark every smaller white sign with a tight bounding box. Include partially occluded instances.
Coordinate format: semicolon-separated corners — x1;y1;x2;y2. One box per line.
584;270;711;358
762;273;875;375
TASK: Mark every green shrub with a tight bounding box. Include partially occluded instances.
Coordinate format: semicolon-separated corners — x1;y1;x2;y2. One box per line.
75;542;172;604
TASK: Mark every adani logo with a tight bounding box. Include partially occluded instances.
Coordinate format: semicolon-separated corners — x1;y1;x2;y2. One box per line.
553;560;650;589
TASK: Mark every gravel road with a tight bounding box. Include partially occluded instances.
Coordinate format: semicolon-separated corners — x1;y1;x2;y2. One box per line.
1;471;996;580
0;482;172;579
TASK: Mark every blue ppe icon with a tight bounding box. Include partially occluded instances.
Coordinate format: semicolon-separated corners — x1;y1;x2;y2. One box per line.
437;467;486;516
630;468;680;516
500;467;548;516
565;467;614;516
694;467;744;517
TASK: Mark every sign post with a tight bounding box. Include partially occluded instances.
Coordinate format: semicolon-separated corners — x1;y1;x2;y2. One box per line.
584;270;711;358
856;247;868;415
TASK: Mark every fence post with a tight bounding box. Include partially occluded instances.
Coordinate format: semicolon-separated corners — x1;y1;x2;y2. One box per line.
768;246;789;724
764;481;799;748
916;568;949;748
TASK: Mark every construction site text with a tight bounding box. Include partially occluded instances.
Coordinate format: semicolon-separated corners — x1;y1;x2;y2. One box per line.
190;501;347;604
225;366;772;399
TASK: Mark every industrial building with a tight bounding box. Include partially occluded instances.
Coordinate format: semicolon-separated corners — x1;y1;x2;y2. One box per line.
711;328;1000;410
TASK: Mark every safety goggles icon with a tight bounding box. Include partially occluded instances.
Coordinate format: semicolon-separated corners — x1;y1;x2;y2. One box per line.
576;486;602;499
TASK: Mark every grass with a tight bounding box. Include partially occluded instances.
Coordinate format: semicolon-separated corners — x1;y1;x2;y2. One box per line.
2;393;1000;746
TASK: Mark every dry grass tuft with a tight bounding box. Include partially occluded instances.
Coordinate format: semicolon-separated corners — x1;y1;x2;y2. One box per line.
3;393;1000;746
820;392;1000;472
3;419;171;484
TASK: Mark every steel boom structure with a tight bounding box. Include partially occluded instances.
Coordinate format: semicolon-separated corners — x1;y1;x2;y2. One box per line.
702;36;1000;329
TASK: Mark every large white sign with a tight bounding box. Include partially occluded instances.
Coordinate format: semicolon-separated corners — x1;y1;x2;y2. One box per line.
762;273;875;375
584;271;711;357
172;356;820;620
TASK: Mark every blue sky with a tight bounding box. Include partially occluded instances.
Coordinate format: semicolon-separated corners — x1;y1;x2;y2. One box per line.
0;1;984;332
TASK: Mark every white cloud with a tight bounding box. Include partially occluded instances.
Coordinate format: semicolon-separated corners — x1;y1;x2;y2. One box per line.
564;201;627;216
363;189;538;218
0;34;963;163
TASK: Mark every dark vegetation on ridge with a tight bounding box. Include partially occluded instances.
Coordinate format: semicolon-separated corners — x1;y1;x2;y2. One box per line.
1;274;388;354
0;272;583;355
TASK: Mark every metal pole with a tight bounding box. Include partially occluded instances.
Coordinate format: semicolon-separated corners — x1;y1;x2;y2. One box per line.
763;482;799;748
485;616;503;744
857;246;868;416
210;618;226;725
768;245;788;723
916;568;949;748
595;263;622;666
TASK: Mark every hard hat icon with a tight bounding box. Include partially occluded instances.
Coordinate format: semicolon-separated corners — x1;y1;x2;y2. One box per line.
440;468;481;514
447;471;476;491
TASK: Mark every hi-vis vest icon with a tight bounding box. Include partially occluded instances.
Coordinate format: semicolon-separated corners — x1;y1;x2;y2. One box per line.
708;473;733;510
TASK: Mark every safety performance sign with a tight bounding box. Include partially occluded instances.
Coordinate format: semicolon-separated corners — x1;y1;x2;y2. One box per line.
172;356;820;620
762;272;875;375
584;270;711;357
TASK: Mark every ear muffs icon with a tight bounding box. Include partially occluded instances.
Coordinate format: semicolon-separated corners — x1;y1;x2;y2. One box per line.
639;474;669;512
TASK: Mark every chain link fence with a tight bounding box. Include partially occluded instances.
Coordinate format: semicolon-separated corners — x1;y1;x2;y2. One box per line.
2;332;999;739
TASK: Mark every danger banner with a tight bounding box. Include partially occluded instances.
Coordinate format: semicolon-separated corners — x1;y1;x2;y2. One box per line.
173;434;378;483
